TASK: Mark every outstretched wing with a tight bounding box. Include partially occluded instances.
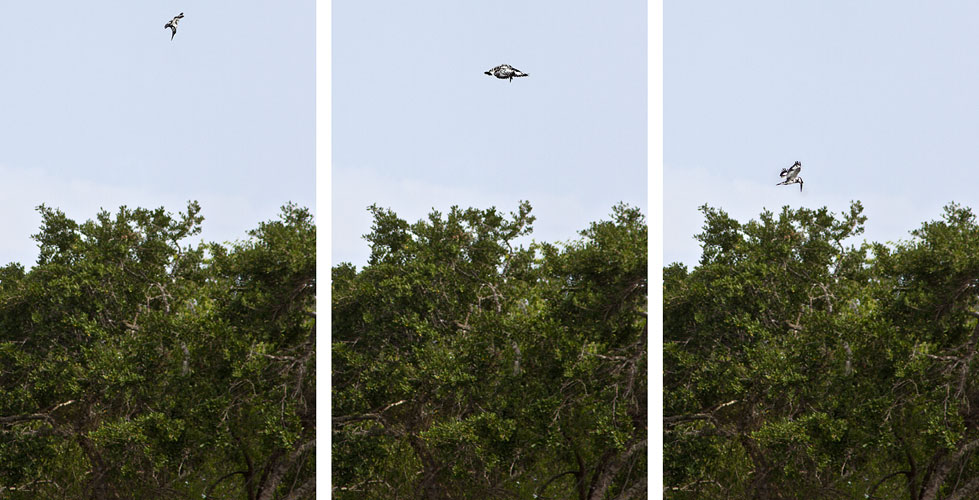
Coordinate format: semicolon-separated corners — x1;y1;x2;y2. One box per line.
780;162;801;179
166;13;183;39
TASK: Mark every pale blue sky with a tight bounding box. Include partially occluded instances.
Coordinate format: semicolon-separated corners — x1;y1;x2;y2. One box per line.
0;2;314;267
666;1;979;267
333;0;647;267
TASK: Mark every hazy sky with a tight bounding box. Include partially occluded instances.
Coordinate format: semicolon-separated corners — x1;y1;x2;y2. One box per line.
332;0;647;267
666;1;979;268
0;2;314;268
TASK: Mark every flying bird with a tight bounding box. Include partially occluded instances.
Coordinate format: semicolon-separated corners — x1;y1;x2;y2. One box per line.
484;64;528;82
165;12;184;40
776;161;804;191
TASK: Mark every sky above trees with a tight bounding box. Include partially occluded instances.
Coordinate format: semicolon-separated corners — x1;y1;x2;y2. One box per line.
0;2;314;269
667;1;979;268
332;0;648;268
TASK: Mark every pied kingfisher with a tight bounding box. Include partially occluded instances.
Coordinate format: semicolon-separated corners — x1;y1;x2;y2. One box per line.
776;161;803;192
484;64;528;82
165;12;184;40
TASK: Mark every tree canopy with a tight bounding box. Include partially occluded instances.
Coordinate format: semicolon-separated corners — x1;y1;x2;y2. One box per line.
666;201;979;500
0;202;314;499
333;202;647;500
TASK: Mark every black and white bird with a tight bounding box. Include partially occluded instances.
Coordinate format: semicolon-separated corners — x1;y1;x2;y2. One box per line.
165;12;184;40
776;161;804;191
484;64;528;82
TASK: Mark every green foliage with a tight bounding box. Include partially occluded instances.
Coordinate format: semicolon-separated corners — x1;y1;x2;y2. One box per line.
666;201;979;500
333;202;647;500
0;202;314;499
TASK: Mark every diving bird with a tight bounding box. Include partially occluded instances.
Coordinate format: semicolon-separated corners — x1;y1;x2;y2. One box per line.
776;161;804;192
484;64;528;82
165;12;184;40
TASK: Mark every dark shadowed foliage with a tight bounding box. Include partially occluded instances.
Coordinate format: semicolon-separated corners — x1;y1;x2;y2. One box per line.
666;201;979;500
333;202;647;500
0;202;314;500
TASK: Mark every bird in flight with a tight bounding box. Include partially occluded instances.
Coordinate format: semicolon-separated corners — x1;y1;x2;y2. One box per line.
776;161;804;191
484;64;528;82
165;12;184;41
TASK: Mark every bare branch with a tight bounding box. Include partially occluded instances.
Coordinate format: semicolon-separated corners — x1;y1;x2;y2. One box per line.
611;475;646;500
333;400;407;426
865;470;911;499
281;477;315;500
204;470;247;498
664;400;738;428
534;470;578;500
946;477;979;500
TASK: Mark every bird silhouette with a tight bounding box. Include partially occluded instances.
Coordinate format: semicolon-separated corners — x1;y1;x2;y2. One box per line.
484;64;528;82
165;12;184;41
776;161;804;192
